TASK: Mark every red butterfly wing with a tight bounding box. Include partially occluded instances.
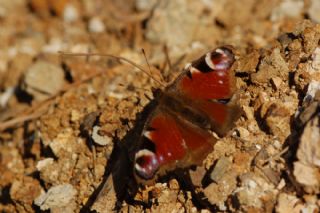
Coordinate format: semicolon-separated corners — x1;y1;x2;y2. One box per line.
134;46;240;182
171;46;241;135
174;46;236;100
134;110;215;182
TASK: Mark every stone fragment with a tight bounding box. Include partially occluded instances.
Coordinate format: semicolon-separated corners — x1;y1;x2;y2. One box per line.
236;50;260;73
34;184;77;212
88;17;106;33
276;193;303;213
135;0;158;11
302;26;320;55
263;102;291;141
23;60;65;101
144;0;208;56
0;145;24;187
189;166;206;187
294;162;320;192
203;170;237;206
270;0;304;21
271;77;282;90
308;0;320;23
36;158;54;171
308;47;320;73
10;176;42;212
251;48;289;84
63;3;78;22
294;116;320;193
235;173;276;209
0;87;14;107
210;157;232;183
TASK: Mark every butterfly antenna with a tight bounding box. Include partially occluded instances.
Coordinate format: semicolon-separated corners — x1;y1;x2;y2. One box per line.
59;51;165;88
141;48;166;84
163;45;172;70
141;49;152;76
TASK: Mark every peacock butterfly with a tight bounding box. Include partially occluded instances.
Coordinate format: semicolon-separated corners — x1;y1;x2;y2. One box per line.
133;46;241;183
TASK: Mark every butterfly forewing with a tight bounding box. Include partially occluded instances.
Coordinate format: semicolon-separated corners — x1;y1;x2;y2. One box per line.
171;46;241;135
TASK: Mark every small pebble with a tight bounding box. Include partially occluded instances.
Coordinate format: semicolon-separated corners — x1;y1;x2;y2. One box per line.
63;4;78;22
34;184;77;211
88;17;106;33
23;60;65;101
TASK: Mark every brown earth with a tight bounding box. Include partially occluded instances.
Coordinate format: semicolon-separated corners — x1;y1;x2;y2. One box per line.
0;0;320;212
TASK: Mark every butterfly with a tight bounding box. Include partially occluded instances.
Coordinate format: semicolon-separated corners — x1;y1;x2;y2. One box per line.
133;46;241;183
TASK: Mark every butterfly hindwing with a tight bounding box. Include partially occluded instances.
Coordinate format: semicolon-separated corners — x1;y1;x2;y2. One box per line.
134;109;215;182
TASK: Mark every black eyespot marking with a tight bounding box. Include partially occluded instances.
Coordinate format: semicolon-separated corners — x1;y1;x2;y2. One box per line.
192;55;212;73
140;135;156;153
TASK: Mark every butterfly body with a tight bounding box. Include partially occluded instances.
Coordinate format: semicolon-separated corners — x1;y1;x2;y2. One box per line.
134;46;241;183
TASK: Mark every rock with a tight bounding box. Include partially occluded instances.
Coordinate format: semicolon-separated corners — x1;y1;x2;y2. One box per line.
36;158;54;171
23;60;65;101
276;193;303;213
308;47;320;74
42;37;64;53
236;50;260;73
88;17;106;33
263;102;291;141
235;126;250;139
49;129;77;157
287;39;303;70
270;0;304;21
210;157;232;183
70;109;81;123
63;3;78;22
10;176;42;212
297;84;320;126
189;166;206;187
144;0;207;56
150;184;184;213
203;170;237;207
294;116;320;193
302;26;320;55
0;87;14;107
216;0;256;27
242;106;255;120
0;145;24;187
34;184;77;212
135;0;158;11
251;48;289;84
233;152;254;174
294;162;319;192
235;173;276;209
308;0;320;23
303;80;320;103
271;77;283;90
